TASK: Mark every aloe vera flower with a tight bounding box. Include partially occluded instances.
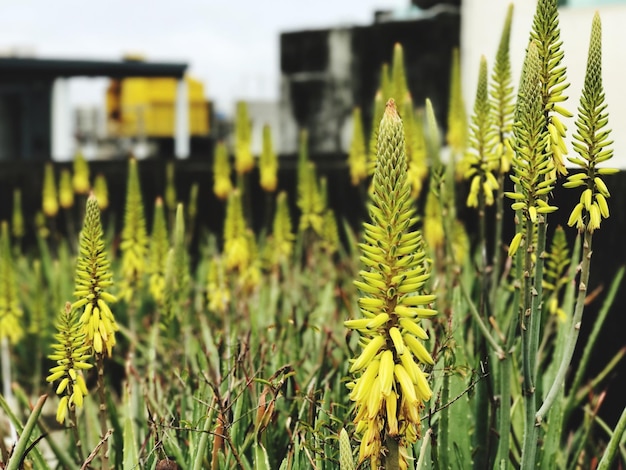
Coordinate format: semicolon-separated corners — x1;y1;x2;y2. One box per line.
72;151;90;195
119;158;149;302
213;141;233;200
347;99;436;469
0;222;23;344
348;107;368;186
59;168;74;209
47;302;92;423
42;163;59;218
260;124;278;192
224;190;250;272
73;195;118;356
93;173;109;210
234;101;254;175
563;13;615;232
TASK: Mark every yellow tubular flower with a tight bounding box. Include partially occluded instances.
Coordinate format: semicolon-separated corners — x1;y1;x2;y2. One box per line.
74;195;118;356
346;99;436;468
47;302;93;424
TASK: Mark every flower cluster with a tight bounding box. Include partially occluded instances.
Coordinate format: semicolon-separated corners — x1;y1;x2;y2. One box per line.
73;195;118;356
563;13;616;232
47;302;92;423
346;100;436;469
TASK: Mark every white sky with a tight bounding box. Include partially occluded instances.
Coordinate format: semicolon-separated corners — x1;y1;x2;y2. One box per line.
0;0;409;115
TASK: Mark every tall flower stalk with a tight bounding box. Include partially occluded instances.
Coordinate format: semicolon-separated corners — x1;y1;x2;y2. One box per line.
120;158;149;309
346;100;436;469
489;3;515;312
508;0;570;463
536;11;615;426
213;141;233;201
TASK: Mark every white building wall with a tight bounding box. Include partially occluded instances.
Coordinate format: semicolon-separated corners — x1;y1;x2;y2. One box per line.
461;0;626;168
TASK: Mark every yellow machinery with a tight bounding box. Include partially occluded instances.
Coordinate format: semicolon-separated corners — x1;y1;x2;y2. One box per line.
106;76;210;138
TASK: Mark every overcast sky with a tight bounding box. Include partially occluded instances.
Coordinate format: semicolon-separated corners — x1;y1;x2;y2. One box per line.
0;0;409;114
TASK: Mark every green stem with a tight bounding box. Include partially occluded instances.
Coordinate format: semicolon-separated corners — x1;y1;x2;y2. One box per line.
438;364;450;470
5;395;47;470
192;401;216;470
536;230;593;423
384;436;400;470
564;265;624;419
490;171;506;312
596;405;626;470
495;351;512;469
459;281;504;358
96;353;110;470
69;405;85;464
520;213;542;469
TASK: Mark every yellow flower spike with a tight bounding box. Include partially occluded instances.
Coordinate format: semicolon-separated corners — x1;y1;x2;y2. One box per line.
74;196;118;357
59;169;74;209
348;107;368;186
148;197;169;304
120;158;148;303
259;124;278;192
462;56;498;209
565;13;613;233
42;163;59;218
72;151;90;195
347;100;436;467
93;173;109;210
47;302;93;424
234;101;254;175
0;223;24;344
213;141;233;200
